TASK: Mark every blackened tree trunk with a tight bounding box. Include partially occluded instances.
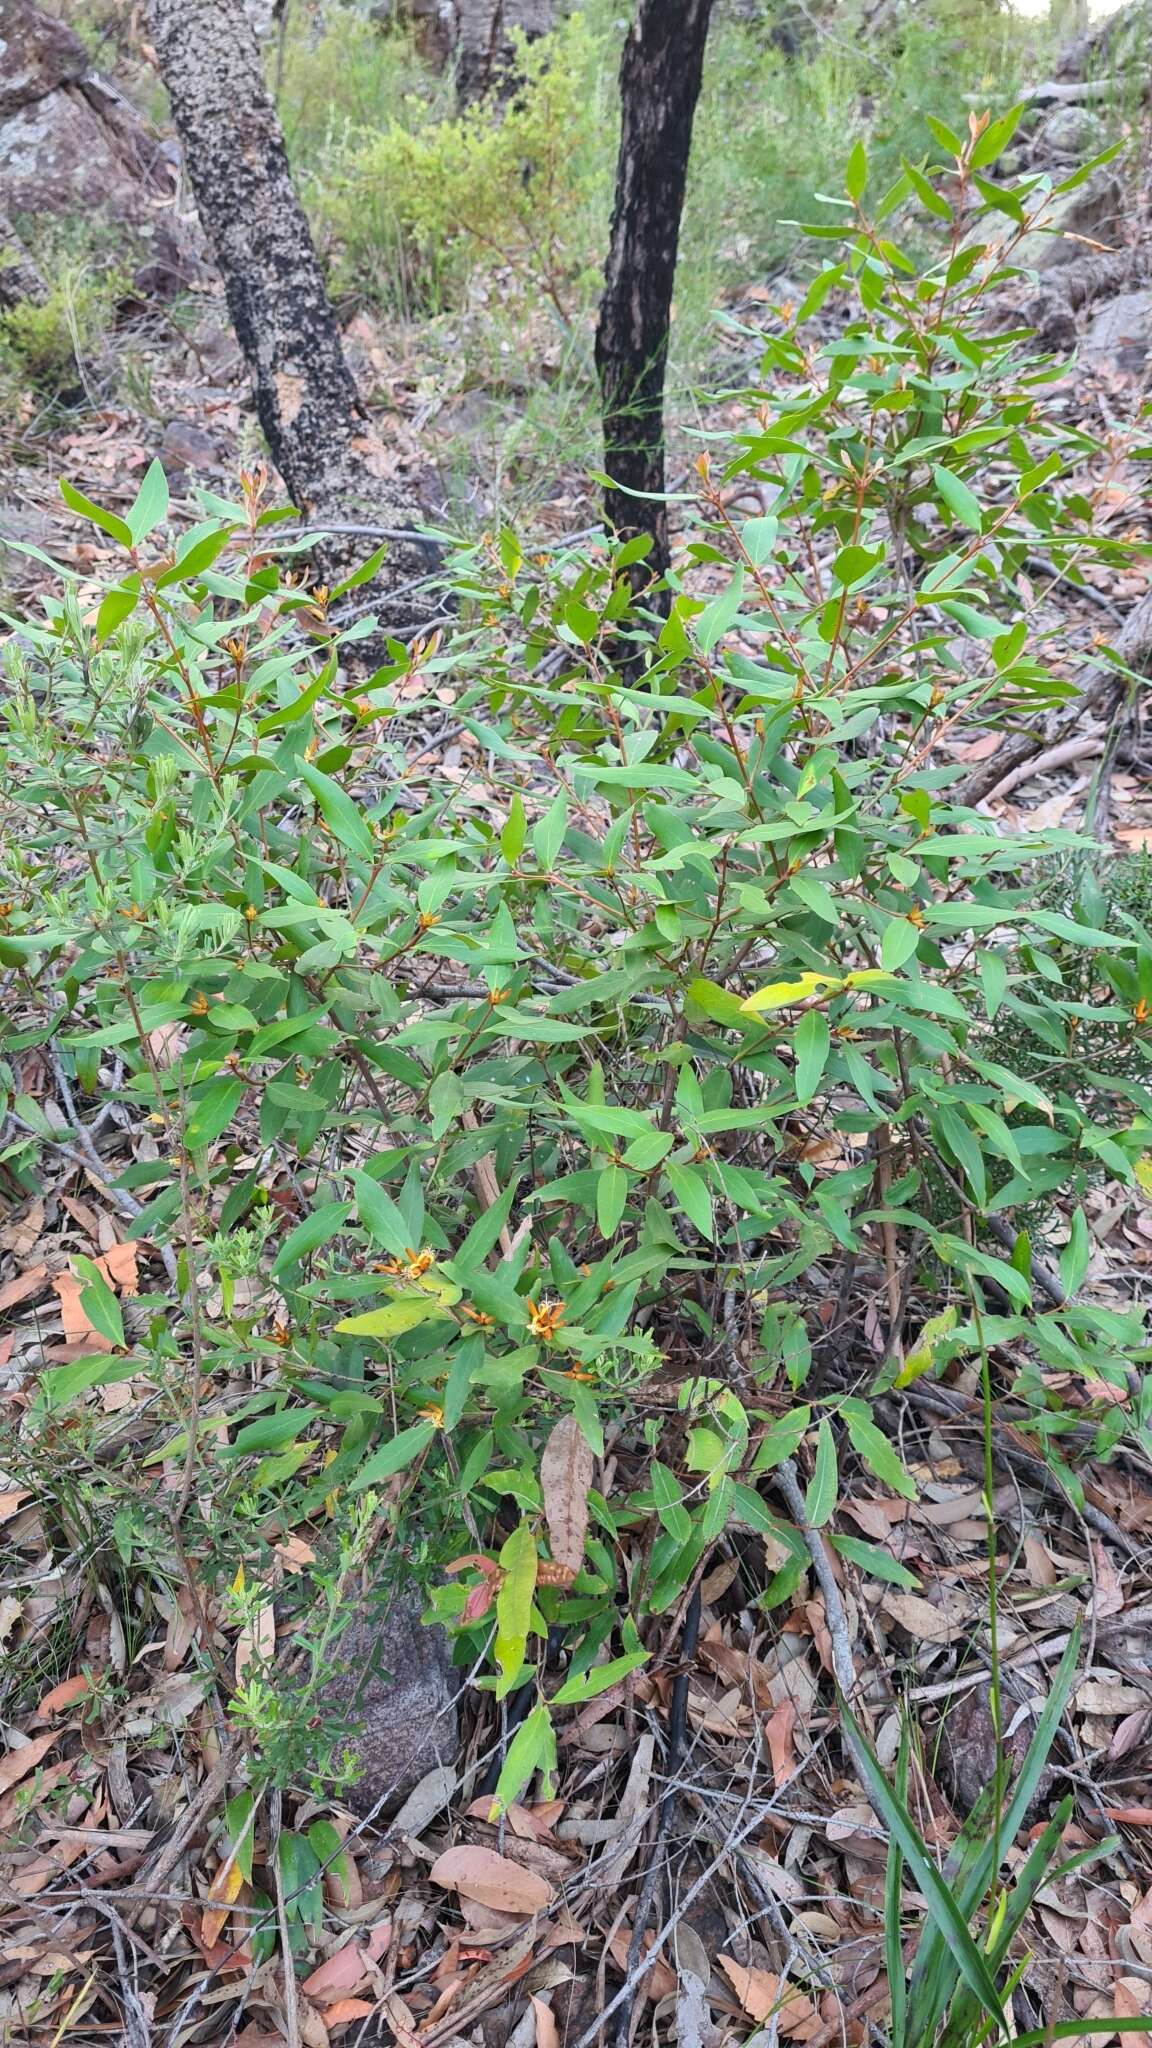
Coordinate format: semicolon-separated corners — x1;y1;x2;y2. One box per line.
595;0;714;593
149;0;429;604
453;0;554;109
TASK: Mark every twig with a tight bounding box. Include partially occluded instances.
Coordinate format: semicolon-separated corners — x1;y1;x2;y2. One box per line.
773;1460;858;1701
979;733;1100;804
899;1381;1142;1559
269;1787;301;2048
126;1748;231;1924
612;1581;702;2048
571;1799;768;2048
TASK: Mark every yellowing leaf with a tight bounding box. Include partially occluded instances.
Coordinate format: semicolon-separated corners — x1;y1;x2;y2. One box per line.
495;1520;537;1701
1136;1155;1152;1196
200;1848;245;1950
740;972;842;1015
336;1283;459;1340
895;1304;960;1387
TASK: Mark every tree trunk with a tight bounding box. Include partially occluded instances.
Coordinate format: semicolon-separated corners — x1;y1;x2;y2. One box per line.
595;0;714;595
148;0;430;606
453;0;554;109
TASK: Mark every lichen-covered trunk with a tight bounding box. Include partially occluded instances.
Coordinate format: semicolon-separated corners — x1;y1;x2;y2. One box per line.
453;0;554;107
148;0;429;604
595;0;713;593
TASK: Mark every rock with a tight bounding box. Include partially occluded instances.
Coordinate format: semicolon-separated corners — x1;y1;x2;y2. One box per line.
935;1682;1057;1821
159;418;220;473
0;0;197;293
318;1586;459;1821
1036;103;1105;160
0;0;86;119
1015;168;1124;273
1081;289;1152;377
0;87;149;222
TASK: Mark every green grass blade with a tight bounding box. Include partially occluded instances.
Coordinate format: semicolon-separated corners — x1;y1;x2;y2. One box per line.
844;1701;1009;2038
911;1625;1082;2032
885;1717;909;2046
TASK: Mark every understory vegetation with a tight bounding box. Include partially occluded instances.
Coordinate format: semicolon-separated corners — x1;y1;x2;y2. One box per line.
5;98;1152;2040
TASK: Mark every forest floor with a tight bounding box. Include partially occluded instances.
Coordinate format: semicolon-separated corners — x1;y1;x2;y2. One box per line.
4;7;1152;2048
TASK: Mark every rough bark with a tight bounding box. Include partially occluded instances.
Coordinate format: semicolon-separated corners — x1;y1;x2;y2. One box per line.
149;0;430;605
595;0;714;593
453;0;554;108
0;208;47;307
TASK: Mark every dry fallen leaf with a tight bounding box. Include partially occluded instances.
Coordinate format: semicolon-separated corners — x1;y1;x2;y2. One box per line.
302;1922;391;2006
35;1674;91;1719
540;1412;593;1579
428;1844;554;1915
531;1995;560;2048
881;1588;970;1644
96;1242;139;1295
0;1729;60;1795
52;1270;113;1352
0;1263;49;1315
719;1956;816;2033
765;1696;798;1788
234;1602;275;1683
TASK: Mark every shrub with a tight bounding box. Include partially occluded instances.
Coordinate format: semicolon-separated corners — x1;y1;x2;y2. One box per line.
1;114;1147;1847
301;11;609;317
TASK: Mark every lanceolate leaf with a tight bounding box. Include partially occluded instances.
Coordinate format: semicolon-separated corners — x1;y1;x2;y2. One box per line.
540;1412;594;1578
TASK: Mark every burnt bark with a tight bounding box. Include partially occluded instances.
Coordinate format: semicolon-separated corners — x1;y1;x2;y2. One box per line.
453;0;554;108
149;0;430;606
595;0;714;594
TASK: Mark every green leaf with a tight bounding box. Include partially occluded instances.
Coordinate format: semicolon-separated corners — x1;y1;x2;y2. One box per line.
841;1399;917;1500
60;477;132;546
933;464;983;533
501;794;527;864
351;1170;414;1260
72;1254;125;1349
830;1534;920;1588
228;1408;320;1454
37;1354;140;1410
298;759;374;861
552;1649;649;1705
489;1700;556;1815
650;1461;692;1542
696;569;744;653
664;1161;714;1241
272;1200;352;1278
902;157;952;219
224;1793;256;1883
495;1520;538;1700
882;917;921;972
1059;1208;1089;1296
350;1418;436;1490
794;1009;831;1106
845;1708;1009;2034
845;138;868;202
969;101;1025;170
596;1164;628;1240
805;1418;837;1527
185;1077;245;1151
125;459;169;545
96;580;140;643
